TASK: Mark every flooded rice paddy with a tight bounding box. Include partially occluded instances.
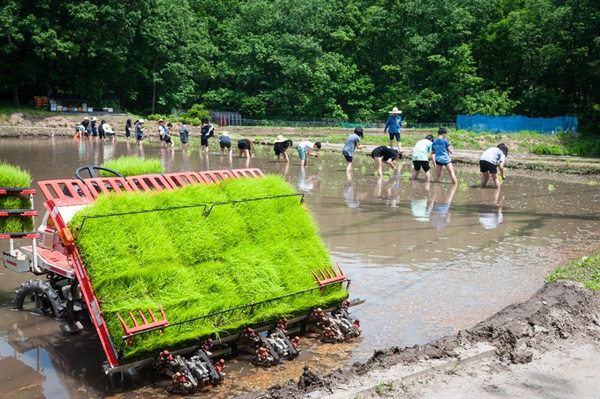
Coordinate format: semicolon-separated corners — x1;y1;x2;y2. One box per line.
1;137;599;398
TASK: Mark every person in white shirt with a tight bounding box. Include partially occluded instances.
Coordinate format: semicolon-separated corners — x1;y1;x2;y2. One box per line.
480;144;508;188
297;141;321;167
410;134;434;181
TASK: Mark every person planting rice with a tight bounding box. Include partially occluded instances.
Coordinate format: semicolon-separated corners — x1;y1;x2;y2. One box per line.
342;127;367;176
480;144;508;188
135;119;145;145
274;135;293;163
370;146;401;176
411;134;435;181
200;117;215;154
238;138;253;158
297;141;321;167
158;119;167;147
431;128;458;184
179;120;190;151
219;132;232;156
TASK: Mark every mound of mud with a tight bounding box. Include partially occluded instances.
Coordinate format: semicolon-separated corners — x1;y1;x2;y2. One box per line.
236;280;600;398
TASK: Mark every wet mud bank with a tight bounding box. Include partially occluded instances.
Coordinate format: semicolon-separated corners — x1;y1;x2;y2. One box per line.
238;280;600;398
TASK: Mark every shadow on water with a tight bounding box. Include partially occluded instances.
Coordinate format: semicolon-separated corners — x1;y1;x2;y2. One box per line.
1;137;599;398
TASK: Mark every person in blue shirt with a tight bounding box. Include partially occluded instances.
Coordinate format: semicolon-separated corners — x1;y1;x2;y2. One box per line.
480;144;508;188
219;132;232;156
383;107;403;151
431;128;458;184
179;120;190;151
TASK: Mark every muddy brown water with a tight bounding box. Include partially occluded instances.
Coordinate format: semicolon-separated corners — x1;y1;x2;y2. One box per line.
1;137;599;398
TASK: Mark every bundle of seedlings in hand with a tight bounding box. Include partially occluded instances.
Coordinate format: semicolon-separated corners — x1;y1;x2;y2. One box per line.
0;163;34;233
69;175;348;359
101;156;163;177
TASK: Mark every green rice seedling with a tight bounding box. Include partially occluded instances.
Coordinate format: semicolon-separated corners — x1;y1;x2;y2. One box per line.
0;195;31;210
548;184;555;191
0;163;34;233
101;156;163;177
589;181;598;186
0;215;34;233
0;163;32;188
69;175;347;360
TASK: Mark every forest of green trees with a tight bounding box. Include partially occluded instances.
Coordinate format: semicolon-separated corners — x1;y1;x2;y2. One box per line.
1;0;598;127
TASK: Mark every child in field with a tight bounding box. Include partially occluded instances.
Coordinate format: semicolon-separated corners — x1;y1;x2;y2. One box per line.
179;120;190;151
342;127;367;174
431;128;458;184
370;146;401;176
164;122;174;147
200;117;214;154
219;132;232;156
238;138;253;158
297;141;321;167
480;144;508;188
411;134;434;181
274;135;293;162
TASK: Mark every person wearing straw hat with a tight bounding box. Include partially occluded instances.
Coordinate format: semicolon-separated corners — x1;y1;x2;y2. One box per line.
384;107;403;151
273;135;293;163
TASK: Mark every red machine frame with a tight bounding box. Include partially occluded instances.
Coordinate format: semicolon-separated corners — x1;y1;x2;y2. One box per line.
36;169;266;369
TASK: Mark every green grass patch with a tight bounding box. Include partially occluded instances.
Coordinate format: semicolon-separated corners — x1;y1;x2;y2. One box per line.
0;163;34;233
69;175;347;360
101;156;163;177
0;162;32;188
546;252;600;291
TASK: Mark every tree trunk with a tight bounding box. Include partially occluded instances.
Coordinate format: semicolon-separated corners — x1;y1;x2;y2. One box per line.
151;54;158;114
12;87;19;107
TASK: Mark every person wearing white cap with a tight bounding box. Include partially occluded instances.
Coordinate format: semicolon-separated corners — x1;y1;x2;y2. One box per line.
383;106;403;151
273;135;293;163
219;132;232;156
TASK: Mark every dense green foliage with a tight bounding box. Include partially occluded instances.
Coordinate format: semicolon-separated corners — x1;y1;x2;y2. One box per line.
69;175;347;359
1;0;599;126
101;156;163;177
547;252;600;291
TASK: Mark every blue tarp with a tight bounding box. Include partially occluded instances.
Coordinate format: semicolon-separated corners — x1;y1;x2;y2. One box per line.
456;114;578;134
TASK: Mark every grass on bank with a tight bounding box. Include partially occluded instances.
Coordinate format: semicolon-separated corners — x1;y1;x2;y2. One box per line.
69;175;347;360
546;252;600;291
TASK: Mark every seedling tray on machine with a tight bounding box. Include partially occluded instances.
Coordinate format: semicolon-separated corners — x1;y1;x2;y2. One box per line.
36;169;350;373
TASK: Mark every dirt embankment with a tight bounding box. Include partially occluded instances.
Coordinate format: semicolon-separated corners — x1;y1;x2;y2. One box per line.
235;280;600;399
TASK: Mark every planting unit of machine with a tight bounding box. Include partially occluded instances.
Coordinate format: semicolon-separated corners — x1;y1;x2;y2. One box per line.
2;166;361;392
